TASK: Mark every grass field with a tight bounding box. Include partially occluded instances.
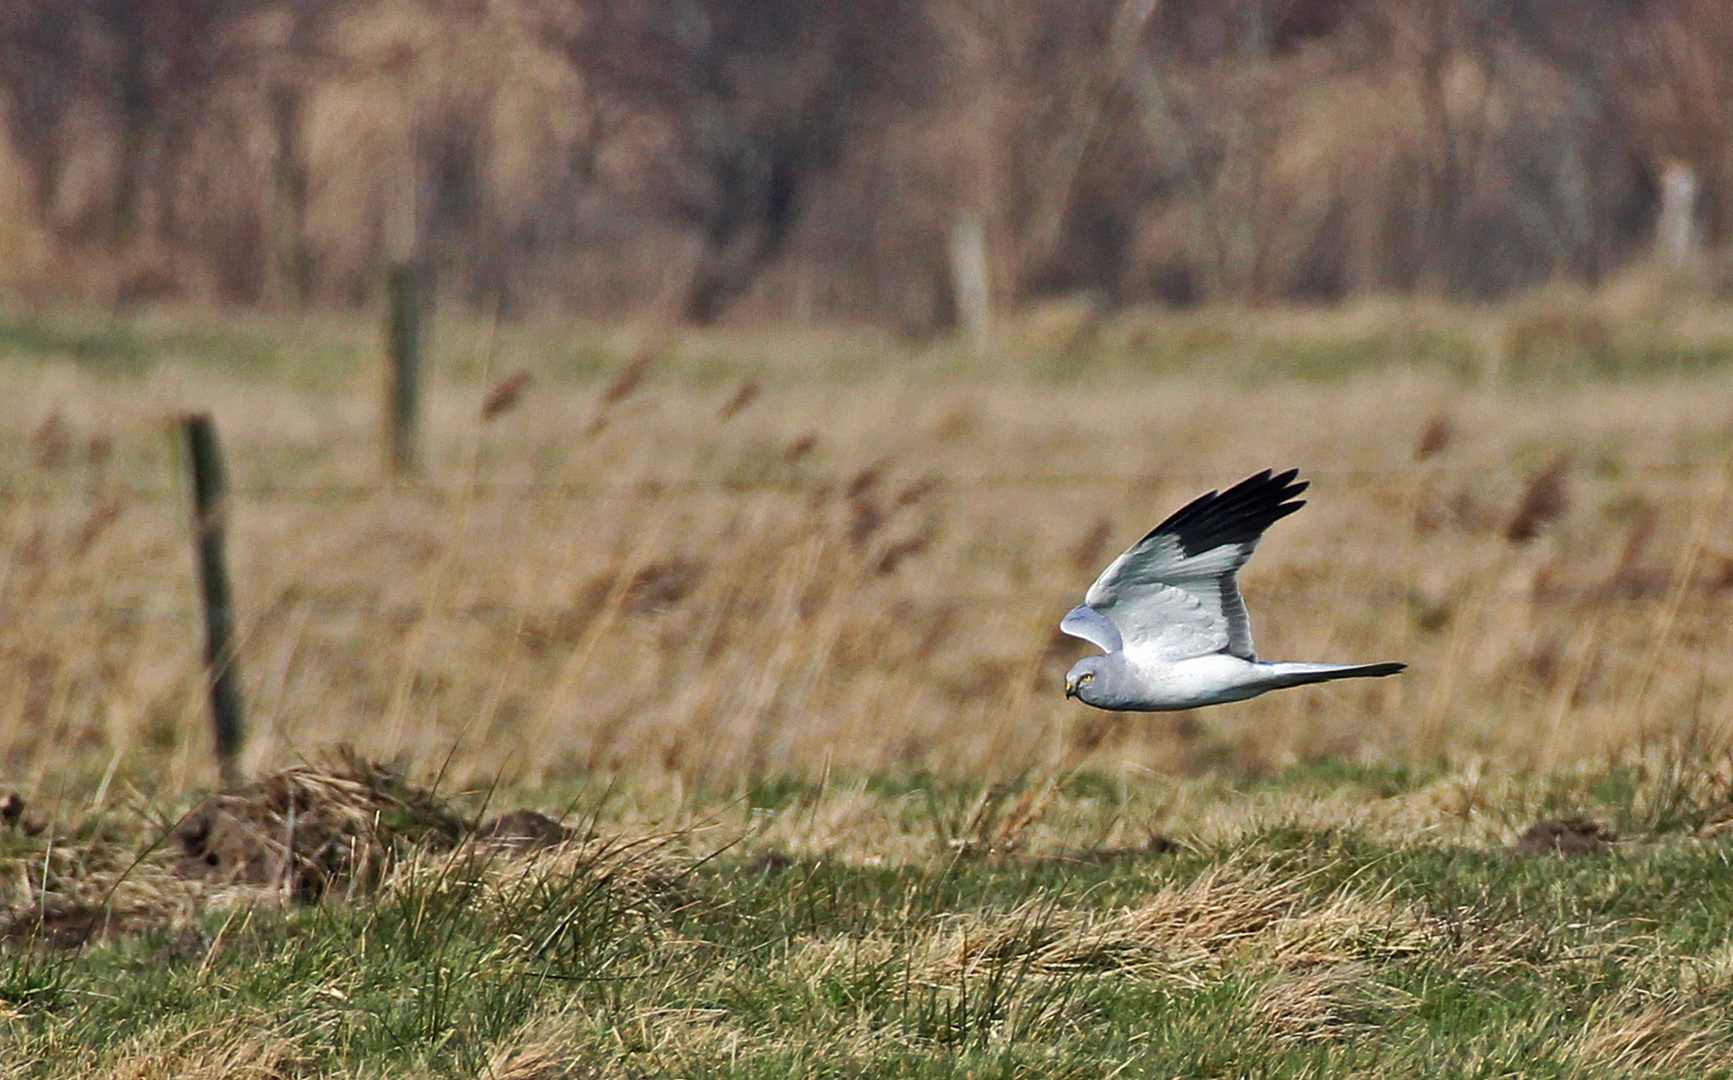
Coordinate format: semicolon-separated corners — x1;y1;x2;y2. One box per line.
5;294;1733;1074
7;296;1733;793
7;756;1733;1076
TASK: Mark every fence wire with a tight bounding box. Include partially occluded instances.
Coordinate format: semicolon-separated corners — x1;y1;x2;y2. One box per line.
0;458;1726;504
7;454;1728;632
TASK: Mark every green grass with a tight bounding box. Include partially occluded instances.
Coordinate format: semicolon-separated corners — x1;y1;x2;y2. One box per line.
0;312;372;390
7;763;1733;1077
11;296;1733;401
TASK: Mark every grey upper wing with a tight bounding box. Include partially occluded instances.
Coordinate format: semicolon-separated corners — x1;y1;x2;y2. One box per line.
1083;469;1307;661
1060;604;1123;654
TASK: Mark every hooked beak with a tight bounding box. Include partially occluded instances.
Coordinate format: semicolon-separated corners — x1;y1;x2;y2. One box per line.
1064;678;1078;700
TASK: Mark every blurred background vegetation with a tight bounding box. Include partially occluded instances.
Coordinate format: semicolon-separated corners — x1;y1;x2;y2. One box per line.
11;12;1733;1072
0;0;1729;327
6;1;1733;796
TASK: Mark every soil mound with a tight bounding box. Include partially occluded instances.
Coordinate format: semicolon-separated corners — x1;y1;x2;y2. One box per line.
1512;818;1614;857
173;750;469;900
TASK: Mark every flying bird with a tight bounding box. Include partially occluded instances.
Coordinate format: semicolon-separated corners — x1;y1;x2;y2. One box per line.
1061;469;1404;711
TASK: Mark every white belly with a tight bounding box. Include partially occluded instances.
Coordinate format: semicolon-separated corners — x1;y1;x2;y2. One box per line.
1123;653;1273;711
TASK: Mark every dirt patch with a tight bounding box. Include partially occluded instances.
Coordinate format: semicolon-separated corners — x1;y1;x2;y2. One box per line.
1512;818;1614;857
0;901;105;948
173;750;467;900
0;757;671;951
474;809;574;851
745;851;797;874
0;898;193;949
1042;834;1180;865
171;753;603;901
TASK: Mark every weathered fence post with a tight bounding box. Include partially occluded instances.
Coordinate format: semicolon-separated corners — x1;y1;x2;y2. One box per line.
949;214;991;353
1658;161;1702;270
385;263;426;477
181;413;246;787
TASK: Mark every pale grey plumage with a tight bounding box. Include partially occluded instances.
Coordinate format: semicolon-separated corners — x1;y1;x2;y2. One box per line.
1062;470;1404;712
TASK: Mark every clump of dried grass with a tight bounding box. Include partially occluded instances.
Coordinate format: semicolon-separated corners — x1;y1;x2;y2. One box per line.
487;1040;597;1080
0;807;202;949
585;350;656;437
481;370;535;421
168;748;689;910
380;821;692;923
95;1034;307;1080
717;378;761;423
485;1006;750;1080
1506;456;1572;544
1;750;694;956
172;748;466;901
1248;963;1412;1045
940;861;1450;982
1414;415;1453;461
1573;993;1730;1075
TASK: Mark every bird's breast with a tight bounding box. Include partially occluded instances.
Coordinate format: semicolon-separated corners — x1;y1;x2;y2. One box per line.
1122;653;1271;711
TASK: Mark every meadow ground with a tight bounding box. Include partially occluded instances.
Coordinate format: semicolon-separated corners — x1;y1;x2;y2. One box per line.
7;756;1733;1077
5;291;1733;1074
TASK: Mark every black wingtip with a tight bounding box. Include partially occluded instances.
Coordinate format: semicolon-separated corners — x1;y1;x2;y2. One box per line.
1148;469;1310;557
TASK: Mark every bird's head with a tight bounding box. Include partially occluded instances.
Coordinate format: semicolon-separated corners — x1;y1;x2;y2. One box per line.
1065;655;1110;705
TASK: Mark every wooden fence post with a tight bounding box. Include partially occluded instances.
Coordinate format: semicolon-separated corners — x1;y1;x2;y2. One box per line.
181;413;246;787
385;263;426;477
1658;161;1702;269
949;214;991;352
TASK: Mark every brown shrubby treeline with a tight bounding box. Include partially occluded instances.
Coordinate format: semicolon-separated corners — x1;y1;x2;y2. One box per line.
0;0;1727;327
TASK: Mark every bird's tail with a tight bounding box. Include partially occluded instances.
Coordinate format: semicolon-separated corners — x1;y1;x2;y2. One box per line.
1261;661;1406;689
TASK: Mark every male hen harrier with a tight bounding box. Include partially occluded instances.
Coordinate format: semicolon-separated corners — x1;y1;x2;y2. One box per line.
1062;469;1403;711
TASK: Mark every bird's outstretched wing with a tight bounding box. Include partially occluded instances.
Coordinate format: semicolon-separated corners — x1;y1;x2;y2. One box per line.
1059;604;1123;653
1063;469;1307;662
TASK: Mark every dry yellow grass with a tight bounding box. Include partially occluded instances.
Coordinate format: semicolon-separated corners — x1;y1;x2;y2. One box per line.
4;307;1733;804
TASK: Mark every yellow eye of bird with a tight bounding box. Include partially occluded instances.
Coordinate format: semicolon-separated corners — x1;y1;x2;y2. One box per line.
1080;673;1093;683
